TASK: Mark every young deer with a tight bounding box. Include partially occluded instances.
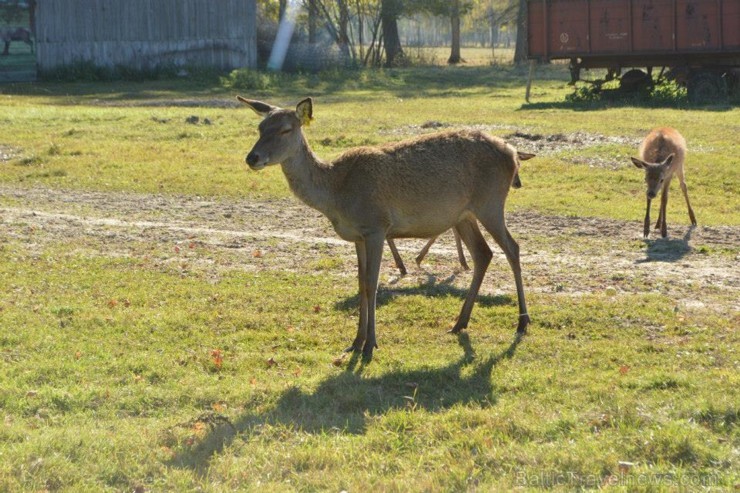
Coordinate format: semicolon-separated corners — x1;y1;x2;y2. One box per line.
631;127;697;238
386;229;469;276
388;173;522;274
239;96;534;358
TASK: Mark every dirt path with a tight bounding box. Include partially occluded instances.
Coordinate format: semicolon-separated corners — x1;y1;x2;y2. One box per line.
1;185;738;313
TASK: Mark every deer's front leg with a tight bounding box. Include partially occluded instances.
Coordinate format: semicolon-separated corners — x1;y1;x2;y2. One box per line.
659;185;669;238
643;197;652;239
346;241;368;353
361;233;385;358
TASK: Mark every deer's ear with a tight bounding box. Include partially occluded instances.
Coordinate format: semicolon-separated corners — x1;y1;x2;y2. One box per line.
662;153;674;167
296;98;313;126
237;96;275;117
517;151;536;161
631;157;647;169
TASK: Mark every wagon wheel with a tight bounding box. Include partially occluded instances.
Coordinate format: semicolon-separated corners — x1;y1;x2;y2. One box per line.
619;69;651;92
687;71;728;104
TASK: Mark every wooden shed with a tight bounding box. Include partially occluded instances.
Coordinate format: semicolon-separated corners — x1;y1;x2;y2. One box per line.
35;0;257;72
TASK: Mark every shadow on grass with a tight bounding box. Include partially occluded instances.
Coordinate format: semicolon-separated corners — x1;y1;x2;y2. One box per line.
169;332;523;475
520;99;735;112
1;65;533;104
334;274;514;313
637;225;695;263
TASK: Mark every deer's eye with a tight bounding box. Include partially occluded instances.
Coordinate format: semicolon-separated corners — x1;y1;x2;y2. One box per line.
279;127;292;135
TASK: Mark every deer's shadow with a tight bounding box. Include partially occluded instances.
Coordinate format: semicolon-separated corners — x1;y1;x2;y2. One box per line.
334;274;515;312
169;332;522;475
637;225;695;263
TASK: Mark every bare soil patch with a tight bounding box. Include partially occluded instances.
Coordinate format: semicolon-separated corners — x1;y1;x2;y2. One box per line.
1;185;738;314
0;144;21;163
381;124;644;169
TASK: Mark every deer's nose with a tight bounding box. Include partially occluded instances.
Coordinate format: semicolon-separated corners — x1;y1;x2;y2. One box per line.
246;151;260;167
647;190;657;199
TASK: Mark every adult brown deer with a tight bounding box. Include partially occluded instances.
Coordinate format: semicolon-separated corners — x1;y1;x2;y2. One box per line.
631;127;697;239
239;96;534;358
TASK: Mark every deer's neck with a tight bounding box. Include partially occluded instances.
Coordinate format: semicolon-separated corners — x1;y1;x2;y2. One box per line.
280;137;338;215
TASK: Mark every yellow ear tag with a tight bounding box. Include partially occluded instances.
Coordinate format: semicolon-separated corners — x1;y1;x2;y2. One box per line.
299;112;313;127
296;102;313;127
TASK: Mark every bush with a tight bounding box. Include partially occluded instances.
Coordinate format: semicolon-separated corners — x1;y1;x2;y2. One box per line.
565;77;688;106
39;60;190;82
220;69;281;91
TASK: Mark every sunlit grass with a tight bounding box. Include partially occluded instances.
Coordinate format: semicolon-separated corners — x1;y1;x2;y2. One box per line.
0;63;738;490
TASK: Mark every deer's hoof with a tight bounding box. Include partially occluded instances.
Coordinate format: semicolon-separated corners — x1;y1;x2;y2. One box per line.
361;342;376;360
517;314;530;334
344;340;364;353
447;324;466;334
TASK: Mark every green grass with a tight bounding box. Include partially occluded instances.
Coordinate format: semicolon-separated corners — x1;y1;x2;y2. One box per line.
1;64;738;490
0;241;736;491
2;64;737;224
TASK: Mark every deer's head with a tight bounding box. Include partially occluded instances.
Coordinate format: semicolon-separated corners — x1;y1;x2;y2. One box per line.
631;154;674;199
238;96;313;170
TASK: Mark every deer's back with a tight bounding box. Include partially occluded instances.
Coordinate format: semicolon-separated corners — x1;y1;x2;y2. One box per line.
639;127;687;166
321;130;518;239
332;130;516;198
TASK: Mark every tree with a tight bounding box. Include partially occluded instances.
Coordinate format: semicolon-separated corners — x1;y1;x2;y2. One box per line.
408;0;474;65
381;0;404;66
448;1;463;64
311;0;354;61
513;0;528;63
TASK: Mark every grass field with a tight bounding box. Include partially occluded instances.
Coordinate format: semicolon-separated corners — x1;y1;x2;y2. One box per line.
1;61;738;491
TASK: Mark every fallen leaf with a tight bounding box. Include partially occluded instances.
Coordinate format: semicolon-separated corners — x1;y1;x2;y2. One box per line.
74;351;82;360
252;250;262;258
313;305;321;313
174;245;180;253
332;355;346;367
107;299;118;308
293;367;302;377
211;349;224;369
266;357;277;367
619;365;630;375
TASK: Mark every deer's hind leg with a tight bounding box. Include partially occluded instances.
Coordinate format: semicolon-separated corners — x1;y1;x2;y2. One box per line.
449;218;492;334
477;204;529;334
415;236;438;267
387;238;407;275
453;228;470;271
677;167;697;226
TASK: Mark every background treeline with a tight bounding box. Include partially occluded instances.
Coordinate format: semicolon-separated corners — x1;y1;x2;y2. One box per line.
256;0;527;70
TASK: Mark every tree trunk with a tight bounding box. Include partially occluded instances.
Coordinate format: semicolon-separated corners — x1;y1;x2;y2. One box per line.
381;0;404;67
448;11;462;64
338;0;351;60
307;0;318;44
514;0;528;63
279;0;287;22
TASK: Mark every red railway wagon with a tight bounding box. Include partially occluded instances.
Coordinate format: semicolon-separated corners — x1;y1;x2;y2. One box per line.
527;0;740;101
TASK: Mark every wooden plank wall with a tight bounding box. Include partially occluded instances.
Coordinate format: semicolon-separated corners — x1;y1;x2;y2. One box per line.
35;0;257;71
